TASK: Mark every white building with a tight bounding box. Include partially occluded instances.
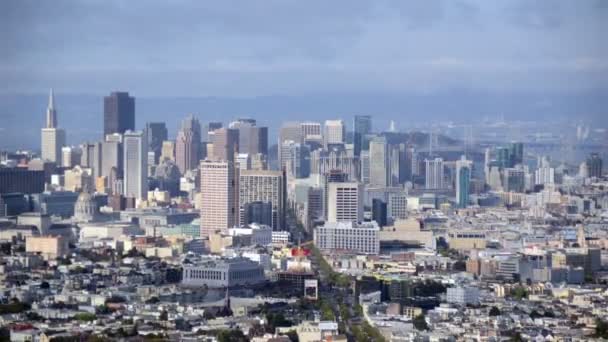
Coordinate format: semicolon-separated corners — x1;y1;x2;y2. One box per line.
41;89;66;164
314;221;379;254
239;170;284;230
228;224;273;246
323;120;345;146
425;157;445;189
123;130;148;200
272;231;291;245
327;182;363;223
182;257;265;288
446;286;480;305
388;192;408;220
369;136;389;187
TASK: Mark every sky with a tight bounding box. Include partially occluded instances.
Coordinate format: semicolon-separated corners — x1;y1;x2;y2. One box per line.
1;0;607;97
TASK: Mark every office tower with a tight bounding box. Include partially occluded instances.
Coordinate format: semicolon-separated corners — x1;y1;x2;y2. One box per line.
399;144;414;183
242;201;273;227
503;168;525;193
327;181;363;223
509;142;524;166
123;130;148;200
324;120;345;147
229;118;268;156
314;221;379;255
372;198;388;227
175;115;202;174
369;136;389;187
360;150;370;184
80;142;102;179
323;170;348;220
101;134;123;182
103;92;135;136
389;145;400;186
144;122;168;164
301;122;322;142
41;89;66;164
310;147;359;181
204;121;223;142
353;115;372;157
61;146;81;168
64;166;93;192
456;156;472;208
0;168;45;194
239;170;284;230
236;153;251;170
280;140;310;178
211;127;239;162
425;157;445;189
587;153;603;178
200;160;238;237
251;153;268;171
278;122;303;168
161;140;175;162
535;157;555;185
388;192;408;220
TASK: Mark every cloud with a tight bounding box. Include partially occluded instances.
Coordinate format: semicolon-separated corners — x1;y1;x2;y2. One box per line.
0;0;606;96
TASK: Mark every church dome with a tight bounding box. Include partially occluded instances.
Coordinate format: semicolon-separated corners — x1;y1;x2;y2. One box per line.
74;192;98;222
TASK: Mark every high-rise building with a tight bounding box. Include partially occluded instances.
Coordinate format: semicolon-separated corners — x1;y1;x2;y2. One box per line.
327;181;363;223
280;140;310;178
103;91;135;136
587;153;603;178
161;140;175;162
204;121;223;142
314;221;379;255
229;118;268;156
369;136;388;187
101;133;123;180
211;128;239;163
323;170;349;220
41;89;66;164
239;170;284;230
388;192;408;220
509;142;524;166
360;150;370;184
503;168;525;193
242;201;273;227
145;122;168;164
80;142;102;179
372;198;387;227
175;115;202;174
301;122;322;142
123;131;148;200
200;160;238;237
389;145;400;186
324;120;345;147
456;156;472;208
535;157;555;185
425;158;445;189
353;115;372;157
310;147;359;181
61;146;81;168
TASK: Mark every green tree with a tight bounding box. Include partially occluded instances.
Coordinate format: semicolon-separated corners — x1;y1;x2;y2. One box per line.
217;329;247;342
74;313;97;322
595;319;608;339
413;314;428;331
489;306;501;316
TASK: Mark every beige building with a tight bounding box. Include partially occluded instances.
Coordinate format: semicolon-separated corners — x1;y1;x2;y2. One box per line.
379;218;434;248
448;231;487;250
26;236;69;260
200;160;239;237
64;165;93;192
161;140;175;162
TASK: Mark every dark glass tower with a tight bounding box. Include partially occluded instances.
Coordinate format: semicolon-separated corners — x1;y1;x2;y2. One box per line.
353;115;372;157
104;92;135;137
587;153;603;178
145;122;168;164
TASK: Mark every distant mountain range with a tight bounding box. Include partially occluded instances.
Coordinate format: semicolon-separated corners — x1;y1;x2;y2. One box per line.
0;90;606;150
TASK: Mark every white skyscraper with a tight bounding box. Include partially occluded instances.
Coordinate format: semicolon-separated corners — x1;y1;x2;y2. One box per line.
239;170;284;230
41;89;66;164
123;130;148;200
323;120;345;147
200;160;239;237
425;157;445;189
327;181;363;223
369;136;388;187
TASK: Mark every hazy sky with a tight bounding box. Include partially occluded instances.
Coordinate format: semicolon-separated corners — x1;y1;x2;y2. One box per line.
1;0;607;96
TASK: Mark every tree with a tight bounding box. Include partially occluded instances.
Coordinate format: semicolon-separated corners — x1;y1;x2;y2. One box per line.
595;319;608;339
74;313;97;322
40;281;50;289
511;287;528;300
217;329;247;342
413;314;428;331
489;306;501;316
510;332;524;342
159;310;168;321
529;310;542;319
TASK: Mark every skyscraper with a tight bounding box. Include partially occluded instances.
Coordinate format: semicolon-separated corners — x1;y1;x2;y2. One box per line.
353;115;372;157
327;181;363;223
123;130;148;200
200;160;238;237
229;118;268;156
324;120;345;147
211;127;239;162
372;198;387;227
280;141;310;179
80;142;102;179
41;89;66;164
456;156;472;208
144;122;168;164
425;157;445;189
101;133;123;180
369;136;388;187
587;153;603;178
175;115;202;174
239;170;284;230
103;91;135;136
